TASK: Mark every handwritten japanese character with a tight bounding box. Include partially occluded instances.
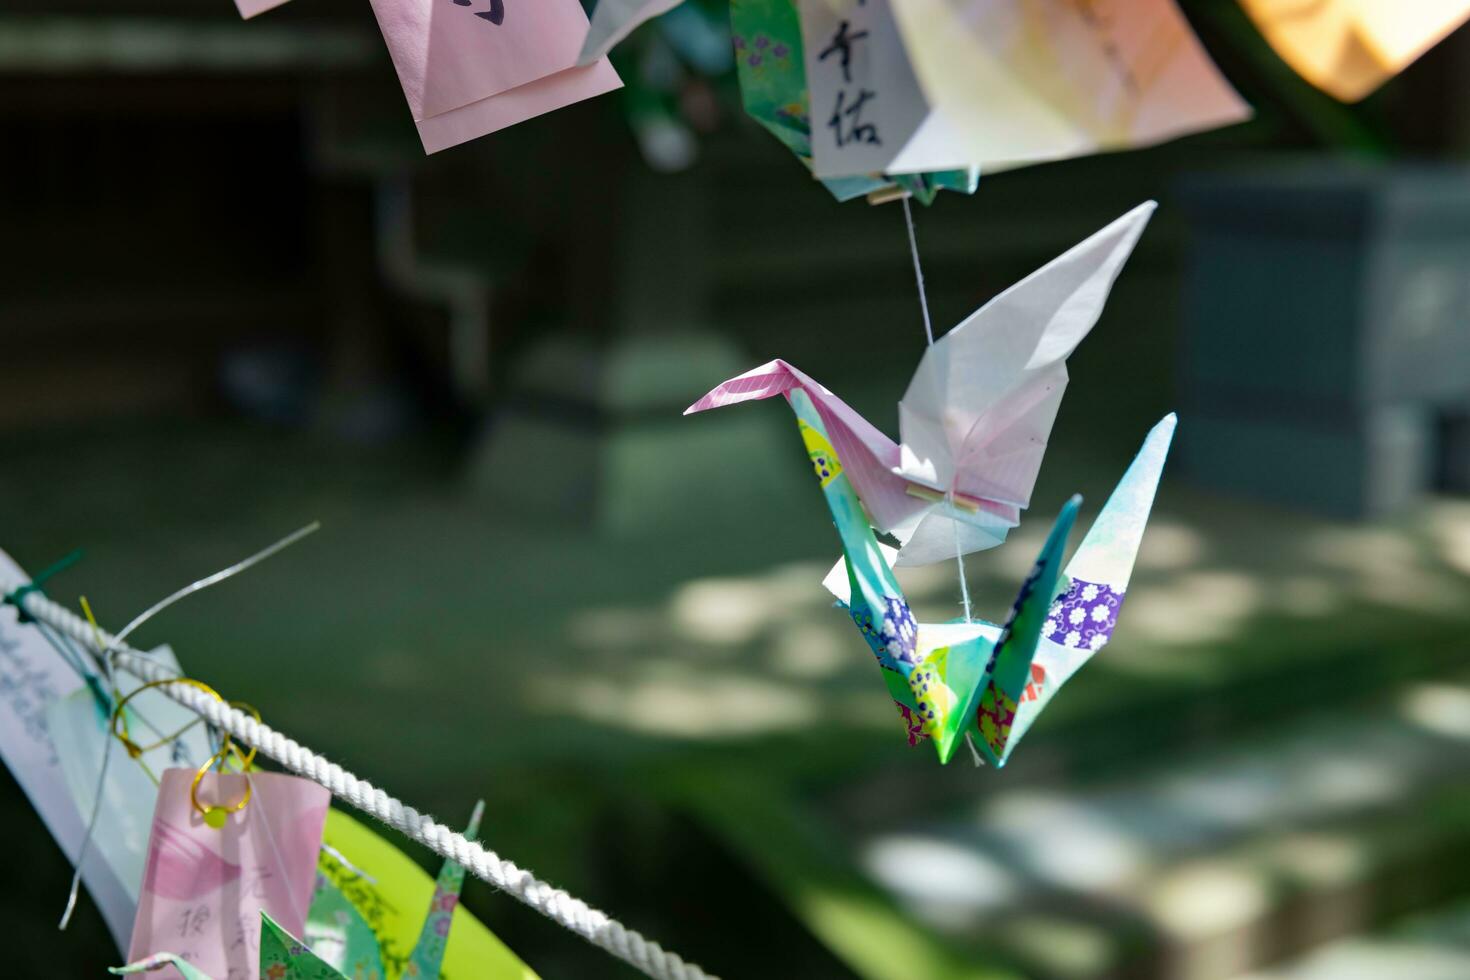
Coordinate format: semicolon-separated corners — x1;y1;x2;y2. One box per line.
819;20;870;84
829;89;881;147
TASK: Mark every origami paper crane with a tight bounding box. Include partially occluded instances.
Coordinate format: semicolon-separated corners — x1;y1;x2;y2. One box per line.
788;386;1175;764
686;201;1155;566
1238;0;1470;101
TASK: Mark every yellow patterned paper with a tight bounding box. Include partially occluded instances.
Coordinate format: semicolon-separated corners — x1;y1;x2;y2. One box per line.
798;418;844;488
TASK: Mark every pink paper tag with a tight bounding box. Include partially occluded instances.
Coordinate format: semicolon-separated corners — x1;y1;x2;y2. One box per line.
233;0;291;19
127;769;330;980
365;0;622;152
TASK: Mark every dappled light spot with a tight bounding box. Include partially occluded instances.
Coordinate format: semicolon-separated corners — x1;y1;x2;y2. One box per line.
979;793;1150;891
1260;832;1369;890
1305;526;1463;613
1089;644;1207;680
1401;683;1470;741
668;578;781;645
1275;575;1340;617
1134;516;1207;571
1300;754;1406;811
832;690;910;731
860;834;1019;930
1429;501;1470;577
1141;859;1270;941
998;914;1121;978
566;606;668;650
533;669;815;738
1238;938;1470;980
1123;570;1264;645
1155;764;1290;836
1306;527;1421;571
769;621;850;679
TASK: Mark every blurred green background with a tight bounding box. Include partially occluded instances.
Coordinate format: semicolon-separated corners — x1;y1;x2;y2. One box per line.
2;2;1470;977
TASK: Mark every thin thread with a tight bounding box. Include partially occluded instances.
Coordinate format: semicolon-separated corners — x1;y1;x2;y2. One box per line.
903;196;973;623
246;771;309;929
57;525;318;930
58;599;123;930
20;589;718;980
902;196;935;347
963;732;984;768
949;497;973;624
320;842;378;885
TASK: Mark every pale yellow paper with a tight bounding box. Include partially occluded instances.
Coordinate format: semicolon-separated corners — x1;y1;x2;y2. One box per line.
889;0;1250;171
1239;0;1470;101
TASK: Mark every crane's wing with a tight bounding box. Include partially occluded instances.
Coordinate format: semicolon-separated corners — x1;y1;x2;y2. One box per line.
579;0;684;64
974;413;1176;766
893;201;1156;564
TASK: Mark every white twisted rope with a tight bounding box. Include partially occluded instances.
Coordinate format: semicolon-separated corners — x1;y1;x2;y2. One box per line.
17;589;718;980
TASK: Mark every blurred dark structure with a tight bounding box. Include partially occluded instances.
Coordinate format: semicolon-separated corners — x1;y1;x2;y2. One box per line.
1179;163;1470;518
1;2;1470;980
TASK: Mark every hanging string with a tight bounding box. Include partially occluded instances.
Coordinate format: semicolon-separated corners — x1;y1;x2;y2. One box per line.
901;195;935;347
57;597;125;930
903;197;984;769
18;587;717;980
901;196;973;625
57;524;319;930
245;771;310;929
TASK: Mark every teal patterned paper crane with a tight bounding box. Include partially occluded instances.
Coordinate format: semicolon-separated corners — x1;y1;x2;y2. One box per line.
789;386;1175;765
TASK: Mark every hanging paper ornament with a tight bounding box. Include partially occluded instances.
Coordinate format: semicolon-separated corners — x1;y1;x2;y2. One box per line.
1239;0;1470;101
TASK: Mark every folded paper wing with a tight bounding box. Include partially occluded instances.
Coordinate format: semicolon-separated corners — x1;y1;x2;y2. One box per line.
404;801;486;978
1238;0;1470;101
579;0;685;64
262;912;351;979
305;875;386;979
368;0;622;153
889;0;1250;171
972;413;1176;767
894;200;1156;565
